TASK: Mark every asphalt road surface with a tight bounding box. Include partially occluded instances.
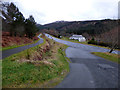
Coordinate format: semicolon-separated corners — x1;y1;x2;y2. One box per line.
45;34;119;88
1;34;43;59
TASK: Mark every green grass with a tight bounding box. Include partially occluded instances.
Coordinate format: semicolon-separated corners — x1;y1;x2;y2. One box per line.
0;47;2;51
60;45;71;63
2;37;69;88
92;52;120;64
1;39;40;51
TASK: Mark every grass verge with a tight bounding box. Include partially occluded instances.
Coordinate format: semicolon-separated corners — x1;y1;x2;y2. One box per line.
92;52;120;64
2;36;69;88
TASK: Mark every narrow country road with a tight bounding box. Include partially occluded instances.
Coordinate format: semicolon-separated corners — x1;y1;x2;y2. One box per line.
1;34;43;59
45;34;119;88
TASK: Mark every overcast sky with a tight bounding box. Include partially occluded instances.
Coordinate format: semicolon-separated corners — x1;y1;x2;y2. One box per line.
2;0;119;25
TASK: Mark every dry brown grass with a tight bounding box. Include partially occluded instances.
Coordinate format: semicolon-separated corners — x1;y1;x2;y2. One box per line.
2;31;39;47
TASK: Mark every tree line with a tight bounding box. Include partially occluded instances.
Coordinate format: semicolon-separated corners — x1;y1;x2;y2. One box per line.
2;2;38;38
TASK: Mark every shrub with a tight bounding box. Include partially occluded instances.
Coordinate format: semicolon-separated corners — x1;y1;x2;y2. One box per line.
88;40;97;45
88;40;109;47
98;42;108;47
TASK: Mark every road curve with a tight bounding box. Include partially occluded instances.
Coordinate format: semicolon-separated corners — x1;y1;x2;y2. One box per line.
45;34;119;88
1;34;43;59
45;34;119;54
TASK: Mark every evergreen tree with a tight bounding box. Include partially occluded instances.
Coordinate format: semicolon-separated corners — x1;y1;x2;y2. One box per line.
25;15;37;38
2;2;25;36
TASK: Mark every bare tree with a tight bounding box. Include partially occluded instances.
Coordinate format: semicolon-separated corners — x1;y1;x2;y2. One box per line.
82;32;92;40
93;20;119;53
99;27;118;53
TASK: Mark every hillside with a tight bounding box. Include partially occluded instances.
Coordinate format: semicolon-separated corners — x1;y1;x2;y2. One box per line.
42;19;118;35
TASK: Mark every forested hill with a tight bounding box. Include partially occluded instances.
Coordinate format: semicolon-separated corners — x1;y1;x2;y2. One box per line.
42;19;118;35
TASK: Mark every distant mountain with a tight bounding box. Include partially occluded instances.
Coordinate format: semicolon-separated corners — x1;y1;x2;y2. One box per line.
44;21;71;30
42;19;118;35
36;24;45;30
